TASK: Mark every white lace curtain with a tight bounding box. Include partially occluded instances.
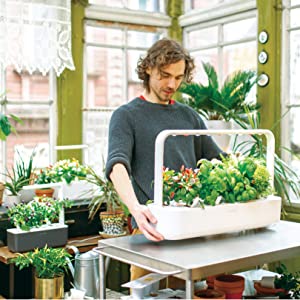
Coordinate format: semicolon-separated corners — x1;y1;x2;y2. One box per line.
0;0;75;76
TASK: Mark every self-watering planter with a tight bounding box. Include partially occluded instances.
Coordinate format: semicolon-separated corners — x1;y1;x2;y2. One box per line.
147;129;282;240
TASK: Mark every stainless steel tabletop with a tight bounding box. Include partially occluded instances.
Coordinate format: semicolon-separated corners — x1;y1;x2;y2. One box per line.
98;221;300;279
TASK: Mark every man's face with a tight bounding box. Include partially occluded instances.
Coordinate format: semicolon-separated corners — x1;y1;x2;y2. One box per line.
146;60;185;104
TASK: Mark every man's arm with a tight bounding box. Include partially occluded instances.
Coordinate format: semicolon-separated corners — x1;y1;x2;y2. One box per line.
110;163;164;242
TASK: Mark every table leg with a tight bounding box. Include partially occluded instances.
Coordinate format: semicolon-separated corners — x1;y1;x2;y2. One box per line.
185;269;194;299
99;254;106;299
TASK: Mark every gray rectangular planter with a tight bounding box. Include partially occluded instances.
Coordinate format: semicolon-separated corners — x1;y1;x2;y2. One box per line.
7;223;68;252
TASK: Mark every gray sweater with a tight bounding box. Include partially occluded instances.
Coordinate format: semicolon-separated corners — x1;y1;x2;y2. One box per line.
106;97;224;211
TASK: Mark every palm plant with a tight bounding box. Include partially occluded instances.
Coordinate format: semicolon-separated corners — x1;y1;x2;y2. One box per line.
178;61;259;126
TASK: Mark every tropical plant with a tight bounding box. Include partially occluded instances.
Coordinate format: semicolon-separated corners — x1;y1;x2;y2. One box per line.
178;61;258;125
34;158;88;185
7;196;72;231
86;166;123;220
0;112;22;141
12;245;72;279
3;150;36;195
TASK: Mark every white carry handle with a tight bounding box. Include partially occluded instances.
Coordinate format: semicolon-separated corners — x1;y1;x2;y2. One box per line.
154;129;275;207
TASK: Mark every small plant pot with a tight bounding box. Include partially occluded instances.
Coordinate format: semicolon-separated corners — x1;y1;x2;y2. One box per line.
100;210;124;235
254;282;287;297
206;274;225;289
194;288;226;299
0;182;5;205
35;275;64;299
35;188;54;198
214;275;245;299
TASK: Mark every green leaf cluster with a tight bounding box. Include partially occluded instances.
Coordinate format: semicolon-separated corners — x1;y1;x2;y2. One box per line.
0;112;22;141
162;155;272;207
12;245;72;279
35;158;88;185
178;61;258;125
7;197;72;231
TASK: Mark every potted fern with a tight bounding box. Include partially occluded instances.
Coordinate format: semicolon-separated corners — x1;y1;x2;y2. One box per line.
178;61;258;150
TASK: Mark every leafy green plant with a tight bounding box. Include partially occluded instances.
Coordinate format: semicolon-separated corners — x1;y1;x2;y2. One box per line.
7;197;72;231
162;154;272;207
3;150;35;195
35;158;88;185
0;112;22;141
274;263;300;299
12;245;72;279
86;166;123;220
178;61;258;126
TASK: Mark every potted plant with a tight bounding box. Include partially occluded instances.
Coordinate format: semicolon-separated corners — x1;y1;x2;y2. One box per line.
87;166;126;236
254;264;300;298
34;158;93;200
177;62;258;150
6;196;71;252
12;245;72;299
0;111;22;141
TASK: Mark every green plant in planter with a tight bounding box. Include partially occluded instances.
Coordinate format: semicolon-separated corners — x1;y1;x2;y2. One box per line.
7;197;72;231
12;245;72;279
162;154;272;207
178;61;258;126
0;111;22;141
34;158;89;184
3;150;35;196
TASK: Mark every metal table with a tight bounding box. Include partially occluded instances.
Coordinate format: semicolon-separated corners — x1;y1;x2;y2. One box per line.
96;221;300;299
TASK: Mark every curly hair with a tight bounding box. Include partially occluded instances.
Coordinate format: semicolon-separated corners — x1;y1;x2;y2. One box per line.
136;38;195;93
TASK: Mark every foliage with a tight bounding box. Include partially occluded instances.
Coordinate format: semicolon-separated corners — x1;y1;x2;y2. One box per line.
86;166;123;220
231;110;300;204
0;112;22;141
12;245;72;279
162;154;272;207
7;196;72;231
178;61;258;125
34;158;88;185
274;263;300;299
3;150;35;195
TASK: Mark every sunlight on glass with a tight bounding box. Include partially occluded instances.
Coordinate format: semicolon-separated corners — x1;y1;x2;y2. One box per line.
290;31;300;105
86;46;124;107
291;8;300;27
191;0;236;10
223;18;257;43
291;0;300;5
85;26;124;46
187;27;218;49
127;31;161;48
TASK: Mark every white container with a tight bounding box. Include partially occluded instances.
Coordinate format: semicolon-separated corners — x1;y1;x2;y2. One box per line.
149;129;281;240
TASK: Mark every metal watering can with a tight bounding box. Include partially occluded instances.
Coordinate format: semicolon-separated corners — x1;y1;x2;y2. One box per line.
67;245;100;299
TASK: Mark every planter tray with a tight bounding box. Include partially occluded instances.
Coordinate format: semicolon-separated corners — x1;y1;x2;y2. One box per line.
7;223;68;252
148;196;281;240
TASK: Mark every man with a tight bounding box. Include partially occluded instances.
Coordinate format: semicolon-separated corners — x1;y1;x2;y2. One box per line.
106;38;224;243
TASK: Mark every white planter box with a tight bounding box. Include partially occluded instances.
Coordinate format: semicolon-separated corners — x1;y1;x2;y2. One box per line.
53;180;95;200
148;196;281;240
7;223;68;252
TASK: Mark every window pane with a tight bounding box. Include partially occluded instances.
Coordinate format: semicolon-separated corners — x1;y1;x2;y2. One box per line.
191;0;236;10
5;105;50;170
86;46;124;107
127;31;161;48
85;26;124;46
223;41;256;78
290;31;300;105
187;27;218;49
89;0;162;12
6;67;49;101
291;8;300;28
291;0;300;6
190;49;219;84
223;18;257;43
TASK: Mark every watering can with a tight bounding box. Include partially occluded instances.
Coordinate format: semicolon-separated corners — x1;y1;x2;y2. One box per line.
67;245;100;299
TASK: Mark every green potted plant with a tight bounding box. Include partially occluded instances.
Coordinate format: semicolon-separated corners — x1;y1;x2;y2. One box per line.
0;111;22;141
12;245;72;299
6;196;71;252
34;158;93;200
87;166;127;236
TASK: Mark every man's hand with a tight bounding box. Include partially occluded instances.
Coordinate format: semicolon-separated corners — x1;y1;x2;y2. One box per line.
131;204;164;242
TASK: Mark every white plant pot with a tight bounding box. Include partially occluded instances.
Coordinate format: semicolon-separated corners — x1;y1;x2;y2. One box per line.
204;120;232;151
4;194;21;208
148;196;281;240
19;188;35;203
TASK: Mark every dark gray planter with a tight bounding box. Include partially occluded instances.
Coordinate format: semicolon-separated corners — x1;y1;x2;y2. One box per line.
7;224;68;252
